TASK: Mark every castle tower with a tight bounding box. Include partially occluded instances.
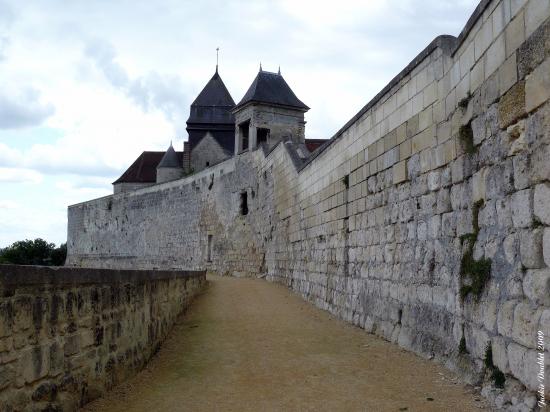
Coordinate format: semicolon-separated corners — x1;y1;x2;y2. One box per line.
232;67;309;154
156;142;183;183
185;69;236;171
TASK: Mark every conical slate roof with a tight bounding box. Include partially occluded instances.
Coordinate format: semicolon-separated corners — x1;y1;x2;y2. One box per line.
234;70;309;111
191;71;235;107
157;143;180;168
187;71;235;124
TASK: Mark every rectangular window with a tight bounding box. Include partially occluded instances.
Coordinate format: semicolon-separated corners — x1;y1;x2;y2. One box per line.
240;191;248;216
257;128;269;144
239;120;250;151
207;234;213;262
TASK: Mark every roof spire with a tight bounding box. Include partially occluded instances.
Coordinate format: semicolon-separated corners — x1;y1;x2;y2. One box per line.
278;65;281;75
216;47;219;73
259;61;262;72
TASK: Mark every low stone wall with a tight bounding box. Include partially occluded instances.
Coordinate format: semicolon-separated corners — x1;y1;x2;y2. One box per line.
0;265;205;411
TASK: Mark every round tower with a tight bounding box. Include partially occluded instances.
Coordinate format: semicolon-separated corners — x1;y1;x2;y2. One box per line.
156;142;183;183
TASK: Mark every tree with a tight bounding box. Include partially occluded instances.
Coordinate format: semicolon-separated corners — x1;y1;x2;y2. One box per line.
0;239;67;266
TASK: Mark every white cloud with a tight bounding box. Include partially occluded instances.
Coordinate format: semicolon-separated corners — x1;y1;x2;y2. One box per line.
0;167;42;183
0;87;54;129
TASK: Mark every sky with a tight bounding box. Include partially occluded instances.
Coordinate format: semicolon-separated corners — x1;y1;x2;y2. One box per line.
0;0;479;247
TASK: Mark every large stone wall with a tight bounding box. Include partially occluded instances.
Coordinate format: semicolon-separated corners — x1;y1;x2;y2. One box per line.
0;265;205;410
67;0;549;408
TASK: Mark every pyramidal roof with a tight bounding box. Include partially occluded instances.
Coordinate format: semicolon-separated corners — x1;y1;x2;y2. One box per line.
191;70;235;107
234;70;309;111
157;143;181;168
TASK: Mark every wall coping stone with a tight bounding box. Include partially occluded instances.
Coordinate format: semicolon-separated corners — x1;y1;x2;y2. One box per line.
0;264;205;287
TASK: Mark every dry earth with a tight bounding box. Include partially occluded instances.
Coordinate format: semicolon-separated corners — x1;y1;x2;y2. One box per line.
83;274;489;411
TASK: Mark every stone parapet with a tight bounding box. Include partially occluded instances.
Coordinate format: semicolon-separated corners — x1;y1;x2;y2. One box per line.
0;265;205;410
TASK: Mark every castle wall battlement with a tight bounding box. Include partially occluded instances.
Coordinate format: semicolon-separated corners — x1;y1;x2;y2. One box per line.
67;0;550;407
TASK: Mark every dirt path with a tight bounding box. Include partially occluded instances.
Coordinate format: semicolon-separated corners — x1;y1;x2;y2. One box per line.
83;275;488;412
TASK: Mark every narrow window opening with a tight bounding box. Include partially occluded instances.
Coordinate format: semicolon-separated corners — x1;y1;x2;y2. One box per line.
240;191;248;216
239;120;250;151
207;234;213;262
257;128;269;144
205;161;210;167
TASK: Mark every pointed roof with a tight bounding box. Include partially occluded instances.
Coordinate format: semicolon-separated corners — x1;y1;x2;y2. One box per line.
234;70;309;111
157;143;181;168
187;71;235;125
191;71;235;107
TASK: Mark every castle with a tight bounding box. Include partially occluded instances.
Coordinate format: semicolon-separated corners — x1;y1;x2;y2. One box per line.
112;66;325;194
66;0;550;408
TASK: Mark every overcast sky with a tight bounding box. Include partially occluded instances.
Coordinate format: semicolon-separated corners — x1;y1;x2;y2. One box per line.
0;0;479;247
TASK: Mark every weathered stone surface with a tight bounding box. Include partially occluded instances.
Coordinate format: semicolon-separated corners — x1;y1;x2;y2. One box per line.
533;182;550;225
525;58;550;113
0;266;205;411
510;189;533;228
523;269;550;306
544;227;550;267
517;14;550;78
498;81;526;128
512;302;541;349
519;228;544;268
507;342;542;392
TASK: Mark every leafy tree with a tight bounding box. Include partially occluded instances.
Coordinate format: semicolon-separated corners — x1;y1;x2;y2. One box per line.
0;239;66;266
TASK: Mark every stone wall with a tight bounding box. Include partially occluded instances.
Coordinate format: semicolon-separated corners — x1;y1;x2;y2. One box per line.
190;132;231;173
0;265;205;411
67;0;550;408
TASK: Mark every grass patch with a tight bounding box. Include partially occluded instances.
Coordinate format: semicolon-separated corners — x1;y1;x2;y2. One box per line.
484;344;506;389
460;200;492;301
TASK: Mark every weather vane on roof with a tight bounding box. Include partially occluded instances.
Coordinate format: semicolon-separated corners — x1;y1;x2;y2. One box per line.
216;47;219;73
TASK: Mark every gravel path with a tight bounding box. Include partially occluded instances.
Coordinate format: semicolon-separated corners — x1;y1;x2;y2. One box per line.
83;274;488;411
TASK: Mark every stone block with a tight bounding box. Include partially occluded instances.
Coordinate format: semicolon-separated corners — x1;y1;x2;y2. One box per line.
524;268;550;306
505;12;525;57
511;189;533;228
499;53;518;94
399;139;411;161
411;126;435;154
392;160;408;185
497;299;517;337
498;80;525;128
0;364;14;390
406;115;419;138
491;337;509;374
472;168;488;202
525;57;550;113
520;228;544;268
506;119;527;156
544;227;550;267
534;183;550;225
508;343;543;392
475;19;493;61
17;345;50;385
530;144;550;183
512;302;541;348
485;33;506;79
518;15;550;78
524;0;550;37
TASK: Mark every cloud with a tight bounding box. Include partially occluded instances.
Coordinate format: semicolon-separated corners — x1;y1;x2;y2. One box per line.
0;87;55;129
0;199;17;209
0;36;8;61
0;167;43;184
84;38;189;133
